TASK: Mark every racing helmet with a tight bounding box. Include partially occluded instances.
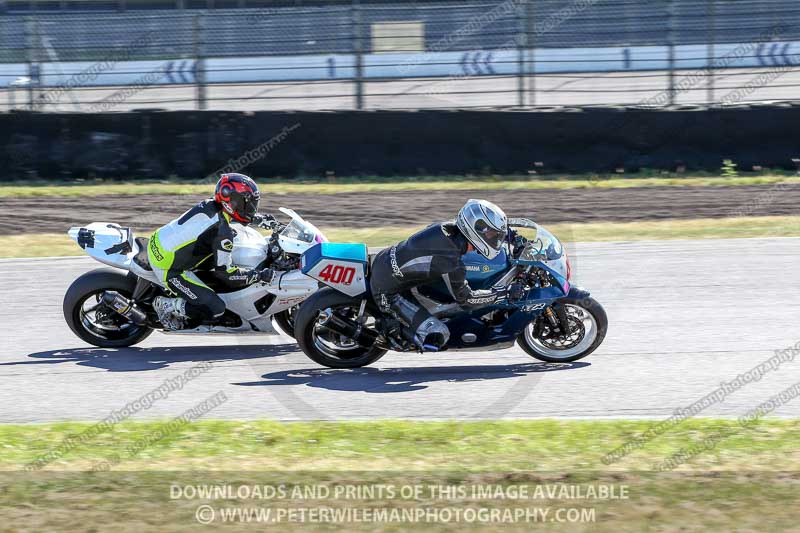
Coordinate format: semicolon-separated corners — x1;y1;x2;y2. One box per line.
214;173;260;224
455;199;508;259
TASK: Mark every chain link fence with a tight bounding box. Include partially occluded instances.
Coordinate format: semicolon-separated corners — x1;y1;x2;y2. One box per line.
2;0;800;111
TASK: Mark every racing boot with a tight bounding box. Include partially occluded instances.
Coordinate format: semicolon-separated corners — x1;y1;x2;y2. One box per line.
411;317;449;352
153;296;188;331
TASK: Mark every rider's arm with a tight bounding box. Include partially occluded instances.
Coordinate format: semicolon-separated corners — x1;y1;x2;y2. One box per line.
211;226;269;288
437;258;505;308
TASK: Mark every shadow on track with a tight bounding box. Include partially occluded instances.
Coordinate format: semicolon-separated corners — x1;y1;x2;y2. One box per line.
235;361;590;393
9;344;298;372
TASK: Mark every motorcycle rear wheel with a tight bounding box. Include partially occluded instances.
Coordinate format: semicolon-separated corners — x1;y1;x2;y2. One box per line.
63;268;153;348
517;296;607;363
294;288;388;368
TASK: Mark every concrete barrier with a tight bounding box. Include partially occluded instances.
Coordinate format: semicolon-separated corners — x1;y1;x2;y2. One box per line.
2;105;799;180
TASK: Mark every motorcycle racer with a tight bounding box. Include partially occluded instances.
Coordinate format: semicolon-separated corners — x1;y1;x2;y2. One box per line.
148;173;276;330
369;199;510;351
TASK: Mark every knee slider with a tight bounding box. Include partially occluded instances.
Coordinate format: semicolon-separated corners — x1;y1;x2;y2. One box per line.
208;297;227;318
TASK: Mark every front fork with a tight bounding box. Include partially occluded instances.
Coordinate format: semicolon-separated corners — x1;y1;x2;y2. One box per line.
545;304;572;335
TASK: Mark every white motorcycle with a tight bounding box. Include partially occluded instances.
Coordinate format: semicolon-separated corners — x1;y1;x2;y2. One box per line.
62;208;326;348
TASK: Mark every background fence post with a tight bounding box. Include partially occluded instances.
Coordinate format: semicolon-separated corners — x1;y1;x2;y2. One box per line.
194;13;207;110
526;0;535;107
24;16;37;110
666;0;676;105
516;0;527;107
707;0;715;105
352;0;364;110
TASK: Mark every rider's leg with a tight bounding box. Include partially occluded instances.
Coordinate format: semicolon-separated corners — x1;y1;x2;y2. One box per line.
377;292;450;350
165;271;226;323
148;232;224;328
147;235;188;329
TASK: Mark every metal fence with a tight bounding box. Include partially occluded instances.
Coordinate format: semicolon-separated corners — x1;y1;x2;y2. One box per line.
3;0;800;112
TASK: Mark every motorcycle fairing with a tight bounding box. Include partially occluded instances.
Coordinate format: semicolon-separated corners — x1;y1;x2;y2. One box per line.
462;248;510;288
217;269;317;331
441;282;593;350
512;258;570;295
67;223;160;284
301;242;368;297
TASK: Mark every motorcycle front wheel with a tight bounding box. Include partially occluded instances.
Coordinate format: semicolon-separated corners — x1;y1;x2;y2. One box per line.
294;288;388;369
273;308;296;338
517;296;607;363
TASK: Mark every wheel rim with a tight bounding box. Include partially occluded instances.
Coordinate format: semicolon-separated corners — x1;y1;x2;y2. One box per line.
311;305;379;361
524;304;598;360
77;290;145;342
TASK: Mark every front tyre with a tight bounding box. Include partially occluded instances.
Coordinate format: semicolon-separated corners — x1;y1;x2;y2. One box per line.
294;288;388;369
63;268;153;348
517;296;607;363
273;308;296;338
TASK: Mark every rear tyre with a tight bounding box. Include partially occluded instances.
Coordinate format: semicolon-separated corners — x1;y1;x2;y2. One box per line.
517;296;607;363
294;288;388;368
63;268;153;348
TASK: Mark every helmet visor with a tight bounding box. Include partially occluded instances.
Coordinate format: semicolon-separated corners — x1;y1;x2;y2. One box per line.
241;193;260;222
474;219;505;250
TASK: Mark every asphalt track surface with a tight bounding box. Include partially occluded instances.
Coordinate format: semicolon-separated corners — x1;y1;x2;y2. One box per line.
4;67;799;111
1;237;799;423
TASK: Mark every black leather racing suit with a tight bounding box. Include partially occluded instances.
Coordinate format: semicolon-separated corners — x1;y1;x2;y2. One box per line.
370;222;505;349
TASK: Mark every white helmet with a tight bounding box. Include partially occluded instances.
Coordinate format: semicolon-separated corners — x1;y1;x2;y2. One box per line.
456;199;508;259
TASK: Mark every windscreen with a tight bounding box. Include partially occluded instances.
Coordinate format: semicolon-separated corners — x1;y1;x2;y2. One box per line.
515;225;569;285
280;218;325;244
519;226;564;262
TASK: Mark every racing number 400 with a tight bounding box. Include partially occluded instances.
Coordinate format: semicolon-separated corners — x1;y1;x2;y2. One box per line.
318;263;356;285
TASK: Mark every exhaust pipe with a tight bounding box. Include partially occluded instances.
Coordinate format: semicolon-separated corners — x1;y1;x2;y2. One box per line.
317;309;379;348
101;292;147;325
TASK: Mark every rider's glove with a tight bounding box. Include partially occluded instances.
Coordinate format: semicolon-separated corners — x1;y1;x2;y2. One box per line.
259;268;276;284
253;213;279;230
511;232;528;258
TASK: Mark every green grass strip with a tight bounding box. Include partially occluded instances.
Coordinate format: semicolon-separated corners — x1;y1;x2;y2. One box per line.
2;418;798;472
1;174;799;197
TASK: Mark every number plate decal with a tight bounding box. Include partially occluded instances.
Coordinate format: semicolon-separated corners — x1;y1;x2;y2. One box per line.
306;259;366;297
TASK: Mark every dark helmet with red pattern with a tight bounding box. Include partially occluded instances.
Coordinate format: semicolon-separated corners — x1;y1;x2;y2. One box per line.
214;173;260;224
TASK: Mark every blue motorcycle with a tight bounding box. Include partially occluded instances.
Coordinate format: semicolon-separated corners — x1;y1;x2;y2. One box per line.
293;218;608;368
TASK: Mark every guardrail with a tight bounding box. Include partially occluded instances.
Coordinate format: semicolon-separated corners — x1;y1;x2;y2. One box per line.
2;0;800;111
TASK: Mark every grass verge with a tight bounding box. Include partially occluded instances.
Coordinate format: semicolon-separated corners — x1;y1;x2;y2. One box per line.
2;419;799;531
1;174;799;197
4;216;799;259
5;418;799;472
